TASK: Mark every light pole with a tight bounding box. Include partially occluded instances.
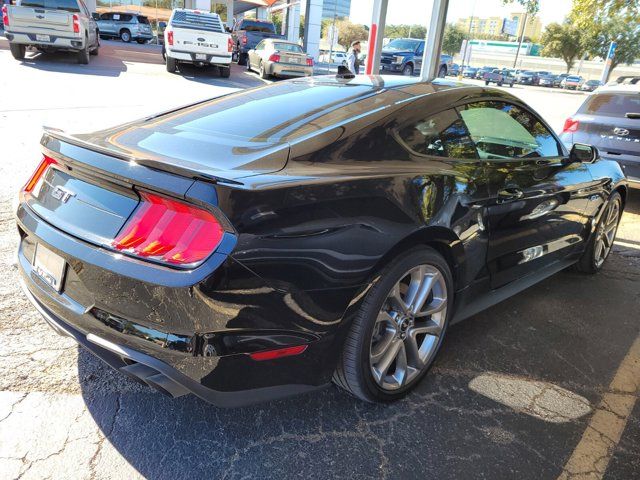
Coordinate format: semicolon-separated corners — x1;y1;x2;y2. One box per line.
512;11;527;68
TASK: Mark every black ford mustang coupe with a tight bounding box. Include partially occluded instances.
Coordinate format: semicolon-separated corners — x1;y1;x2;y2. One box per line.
17;76;626;405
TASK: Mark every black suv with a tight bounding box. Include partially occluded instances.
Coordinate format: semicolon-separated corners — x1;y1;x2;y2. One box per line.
380;38;451;77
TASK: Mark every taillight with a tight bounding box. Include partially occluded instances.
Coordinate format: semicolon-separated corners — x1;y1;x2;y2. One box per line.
72;14;80;34
268;54;280;63
112;191;224;266
306;57;313;66
249;344;308;361
241;34;247;45
167;30;174;46
563;117;579;134
2;5;8;27
24;155;57;193
227;36;233;52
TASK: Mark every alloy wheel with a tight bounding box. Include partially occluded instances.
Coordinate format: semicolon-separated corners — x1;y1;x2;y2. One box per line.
594;198;620;267
369;264;447;391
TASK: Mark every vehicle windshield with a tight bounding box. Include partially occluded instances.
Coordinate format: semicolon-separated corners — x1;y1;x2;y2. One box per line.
567;76;581;81
20;0;80;12
579;93;640;118
273;43;303;53
586;80;600;85
240;20;275;33
384;39;420;51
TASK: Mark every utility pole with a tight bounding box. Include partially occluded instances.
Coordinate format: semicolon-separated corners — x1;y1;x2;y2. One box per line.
512;11;527;68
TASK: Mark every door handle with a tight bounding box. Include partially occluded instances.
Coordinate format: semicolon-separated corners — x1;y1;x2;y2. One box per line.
498;188;524;201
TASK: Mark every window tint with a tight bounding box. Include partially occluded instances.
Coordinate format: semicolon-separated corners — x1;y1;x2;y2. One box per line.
578;93;640;118
120;14;132;22
99;12;110;20
137;16;149;24
273;42;303;53
459;101;561;159
397;109;478;159
240;20;275;33
21;0;79;11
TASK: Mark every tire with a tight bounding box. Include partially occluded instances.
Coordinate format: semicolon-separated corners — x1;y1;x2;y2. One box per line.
259;61;269;79
485;80;490;85
237;51;247;66
246;56;252;72
120;30;131;43
333;247;453;403
166;55;177;73
575;192;622;274
77;45;90;64
402;64;413;76
437;65;446;78
9;43;26;60
509;82;514;87
161;46;166;61
497;81;503;86
90;32;100;55
136;39;146;44
219;65;230;78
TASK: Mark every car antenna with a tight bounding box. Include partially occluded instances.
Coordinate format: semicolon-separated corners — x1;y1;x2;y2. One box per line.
336;66;355;79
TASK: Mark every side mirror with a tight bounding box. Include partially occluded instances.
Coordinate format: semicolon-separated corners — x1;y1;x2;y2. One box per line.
569;143;598;163
91;12;99;20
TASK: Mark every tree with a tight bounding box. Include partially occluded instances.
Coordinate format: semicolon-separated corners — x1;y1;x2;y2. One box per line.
384;24;426;39
570;0;639;30
585;17;640;80
540;23;584;73
442;24;465;56
502;0;539;15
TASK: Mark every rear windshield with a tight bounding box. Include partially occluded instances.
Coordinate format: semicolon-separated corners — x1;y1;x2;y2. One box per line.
567;76;581;81
239;20;275;33
137;15;150;24
273;43;302;53
170;10;224;33
20;0;80;12
579;93;640;118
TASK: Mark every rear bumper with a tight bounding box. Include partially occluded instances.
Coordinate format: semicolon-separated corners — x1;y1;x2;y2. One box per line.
4;30;85;50
268;61;312;77
20;278;325;407
167;49;232;66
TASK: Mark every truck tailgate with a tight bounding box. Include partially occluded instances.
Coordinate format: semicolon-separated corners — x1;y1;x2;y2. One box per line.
173;28;229;55
8;6;73;33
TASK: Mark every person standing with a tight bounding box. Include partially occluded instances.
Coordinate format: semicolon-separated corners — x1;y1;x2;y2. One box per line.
346;41;361;75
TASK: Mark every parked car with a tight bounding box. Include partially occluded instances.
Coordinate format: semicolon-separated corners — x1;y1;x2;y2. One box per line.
379;38;451;77
2;0;99;64
552;73;568;87
475;66;498;79
516;71;536;85
538;74;557;87
581;79;602;92
562;75;583;90
462;66;478;78
319;51;347;65
483;68;514;87
231;18;283;66
247;39;313;79
18;76;626;406
448;63;460;76
561;82;640;185
164;9;232;77
96;12;152;43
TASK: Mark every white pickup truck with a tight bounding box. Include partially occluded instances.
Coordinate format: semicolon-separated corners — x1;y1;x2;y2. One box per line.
163;9;232;77
2;0;99;64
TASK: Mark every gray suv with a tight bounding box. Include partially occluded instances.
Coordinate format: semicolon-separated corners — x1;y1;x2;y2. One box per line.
96;12;152;43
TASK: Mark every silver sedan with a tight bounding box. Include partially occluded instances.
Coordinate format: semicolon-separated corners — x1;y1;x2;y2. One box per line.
247;39;313;79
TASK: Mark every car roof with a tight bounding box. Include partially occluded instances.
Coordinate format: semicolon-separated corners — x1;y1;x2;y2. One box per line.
597;84;640;94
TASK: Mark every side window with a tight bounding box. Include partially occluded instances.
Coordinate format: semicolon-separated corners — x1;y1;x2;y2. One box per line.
120;14;132;22
112;13;120;21
397;108;478;159
99;12;110;20
255;41;265;51
459;101;561;159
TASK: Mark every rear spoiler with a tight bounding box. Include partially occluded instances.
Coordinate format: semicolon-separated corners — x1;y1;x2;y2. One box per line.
41;127;243;186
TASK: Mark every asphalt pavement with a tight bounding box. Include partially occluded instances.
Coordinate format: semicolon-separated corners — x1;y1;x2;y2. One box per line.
0;39;639;480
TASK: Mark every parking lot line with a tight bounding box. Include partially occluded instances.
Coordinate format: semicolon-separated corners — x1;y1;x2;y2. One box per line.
558;335;640;479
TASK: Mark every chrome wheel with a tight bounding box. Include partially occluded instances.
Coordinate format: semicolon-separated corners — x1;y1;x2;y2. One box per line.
594;198;620;267
369;264;447;391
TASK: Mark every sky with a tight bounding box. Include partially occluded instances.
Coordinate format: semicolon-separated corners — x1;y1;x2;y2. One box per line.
346;0;573;28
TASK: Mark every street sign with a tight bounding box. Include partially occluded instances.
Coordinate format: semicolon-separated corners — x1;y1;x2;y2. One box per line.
600;41;617;83
502;18;518;36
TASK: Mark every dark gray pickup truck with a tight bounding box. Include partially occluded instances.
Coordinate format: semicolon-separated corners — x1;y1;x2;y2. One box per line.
232;19;284;65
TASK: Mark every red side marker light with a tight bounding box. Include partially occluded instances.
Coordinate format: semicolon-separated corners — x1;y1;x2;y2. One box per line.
249;344;308;361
